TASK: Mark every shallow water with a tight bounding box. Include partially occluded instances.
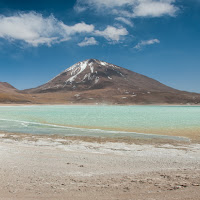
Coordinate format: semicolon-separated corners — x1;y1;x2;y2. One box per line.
0;105;200;141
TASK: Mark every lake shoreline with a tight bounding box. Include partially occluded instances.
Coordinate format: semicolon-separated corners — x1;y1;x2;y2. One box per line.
0;131;192;145
1;103;200;106
0;105;200;142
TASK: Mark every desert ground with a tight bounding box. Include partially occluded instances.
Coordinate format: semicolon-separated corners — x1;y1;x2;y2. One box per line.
0;132;200;200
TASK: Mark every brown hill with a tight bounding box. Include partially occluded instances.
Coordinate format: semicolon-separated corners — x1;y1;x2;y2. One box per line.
0;82;17;93
0;82;32;104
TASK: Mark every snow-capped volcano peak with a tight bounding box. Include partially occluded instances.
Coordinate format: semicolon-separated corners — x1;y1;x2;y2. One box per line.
65;59;119;74
48;59;122;86
28;59;177;94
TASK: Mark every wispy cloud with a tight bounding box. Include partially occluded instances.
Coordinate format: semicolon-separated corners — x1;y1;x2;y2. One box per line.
95;26;128;41
75;0;179;18
115;17;134;27
75;0;134;10
134;39;160;49
78;37;98;46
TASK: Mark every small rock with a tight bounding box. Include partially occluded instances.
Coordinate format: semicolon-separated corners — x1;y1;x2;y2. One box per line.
192;183;199;186
173;186;182;190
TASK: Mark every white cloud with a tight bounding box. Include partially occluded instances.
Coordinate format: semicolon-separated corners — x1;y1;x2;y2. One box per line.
60;22;94;35
0;12;58;47
133;1;178;17
75;0;178;18
0;12;95;47
95;26;128;41
78;37;98;46
115;17;134;27
0;12;128;47
134;38;160;49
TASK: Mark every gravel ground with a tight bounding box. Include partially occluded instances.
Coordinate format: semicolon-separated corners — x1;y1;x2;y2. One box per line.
0;134;200;200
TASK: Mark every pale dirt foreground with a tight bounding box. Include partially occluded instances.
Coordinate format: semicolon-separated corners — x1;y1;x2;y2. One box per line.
0;134;200;200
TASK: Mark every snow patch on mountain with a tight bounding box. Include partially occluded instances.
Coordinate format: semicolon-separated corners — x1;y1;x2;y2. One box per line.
45;59;124;87
66;60;89;84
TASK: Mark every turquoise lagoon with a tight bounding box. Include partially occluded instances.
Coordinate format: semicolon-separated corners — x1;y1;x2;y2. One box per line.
0;105;200;141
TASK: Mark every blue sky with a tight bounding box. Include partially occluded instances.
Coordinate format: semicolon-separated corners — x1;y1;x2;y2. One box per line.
0;0;200;92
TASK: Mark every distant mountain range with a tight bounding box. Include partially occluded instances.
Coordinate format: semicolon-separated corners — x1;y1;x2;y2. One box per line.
1;59;200;104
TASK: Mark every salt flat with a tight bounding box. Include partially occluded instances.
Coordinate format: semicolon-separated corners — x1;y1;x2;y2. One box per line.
0;134;200;200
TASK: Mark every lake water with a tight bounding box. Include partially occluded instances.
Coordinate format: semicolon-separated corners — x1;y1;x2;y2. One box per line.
0;105;200;141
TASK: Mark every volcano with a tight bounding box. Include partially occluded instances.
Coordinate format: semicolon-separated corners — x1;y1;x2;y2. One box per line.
22;59;200;104
26;59;177;93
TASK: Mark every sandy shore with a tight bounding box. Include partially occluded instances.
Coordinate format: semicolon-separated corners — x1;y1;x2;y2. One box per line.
0;133;200;200
1;103;200;106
